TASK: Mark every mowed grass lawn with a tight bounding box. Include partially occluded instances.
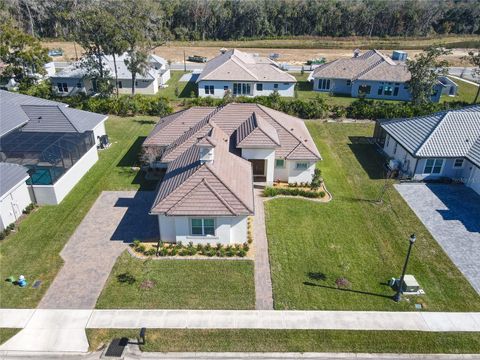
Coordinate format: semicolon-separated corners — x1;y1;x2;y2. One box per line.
87;329;480;353
0;115;158;308
96;252;255;309
266;122;480;311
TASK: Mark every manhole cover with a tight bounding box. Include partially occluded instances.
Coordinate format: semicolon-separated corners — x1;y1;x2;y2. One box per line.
104;337;128;357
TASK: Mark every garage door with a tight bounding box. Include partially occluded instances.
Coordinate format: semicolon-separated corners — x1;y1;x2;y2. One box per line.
467;165;480;195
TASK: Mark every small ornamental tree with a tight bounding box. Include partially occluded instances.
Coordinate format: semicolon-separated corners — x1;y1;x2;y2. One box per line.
406;46;451;105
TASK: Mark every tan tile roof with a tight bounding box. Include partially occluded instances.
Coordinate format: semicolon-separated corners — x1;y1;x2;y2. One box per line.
197;49;296;83
147;103;321;215
312;49;410;82
236;112;280;148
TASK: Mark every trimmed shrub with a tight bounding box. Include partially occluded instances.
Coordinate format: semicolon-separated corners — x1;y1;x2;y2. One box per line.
263;186;322;198
144;248;156;256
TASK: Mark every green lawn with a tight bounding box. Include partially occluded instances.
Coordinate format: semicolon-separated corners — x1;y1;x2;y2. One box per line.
87;329;480;353
95;252;255;309
157;71;197;100
293;73;357;106
0;115;158;308
266;122;480;311
442;76;479;104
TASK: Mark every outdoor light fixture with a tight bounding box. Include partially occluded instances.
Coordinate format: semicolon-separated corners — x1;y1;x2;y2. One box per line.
393;233;416;302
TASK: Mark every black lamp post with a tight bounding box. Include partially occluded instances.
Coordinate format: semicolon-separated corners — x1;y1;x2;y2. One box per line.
394;233;416;302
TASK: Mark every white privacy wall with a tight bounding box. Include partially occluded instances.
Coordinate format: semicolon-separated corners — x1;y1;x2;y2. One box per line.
32;146;99;205
157;215;248;244
0;180;31;231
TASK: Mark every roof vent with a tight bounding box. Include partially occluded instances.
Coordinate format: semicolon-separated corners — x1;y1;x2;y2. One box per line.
220;48;228;54
353;48;361;58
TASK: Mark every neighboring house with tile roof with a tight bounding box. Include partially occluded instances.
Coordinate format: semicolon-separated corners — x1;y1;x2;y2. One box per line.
50;53;170;96
0;163;30;231
0;90;108;204
309;49;455;103
143;103;321;244
381;105;480;195
197;49;297;98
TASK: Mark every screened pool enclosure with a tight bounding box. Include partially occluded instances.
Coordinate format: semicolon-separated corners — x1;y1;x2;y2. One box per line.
0;130;95;185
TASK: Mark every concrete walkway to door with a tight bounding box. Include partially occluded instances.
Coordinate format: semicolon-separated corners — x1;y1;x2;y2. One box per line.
253;189;274;310
38;191;158;309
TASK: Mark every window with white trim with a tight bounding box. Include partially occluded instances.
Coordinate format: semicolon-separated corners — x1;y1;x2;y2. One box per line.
57;82;68;92
424;159;444;174
453;158;464;168
295;162;308;170
233;83;251;95
204;85;214;95
318;78;330;90
275;159;285;168
191;218;215;236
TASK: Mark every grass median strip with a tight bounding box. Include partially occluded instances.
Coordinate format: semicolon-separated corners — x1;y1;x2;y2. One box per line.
87;329;480;353
0;329;20;346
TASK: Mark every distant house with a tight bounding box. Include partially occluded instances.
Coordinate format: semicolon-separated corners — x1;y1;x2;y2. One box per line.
50;53;170;96
0;163;30;231
143;103;321;244
0;91;108;204
380;105;480;195
309;49;454;103
197;49;296;98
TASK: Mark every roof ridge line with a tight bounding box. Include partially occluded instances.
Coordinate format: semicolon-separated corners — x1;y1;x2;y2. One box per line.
56;105;83;132
230;56;259;81
415;112;450;155
253;112;281;146
205;162;254;214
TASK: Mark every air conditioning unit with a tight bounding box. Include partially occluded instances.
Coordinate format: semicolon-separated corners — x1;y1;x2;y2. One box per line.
389;159;401;170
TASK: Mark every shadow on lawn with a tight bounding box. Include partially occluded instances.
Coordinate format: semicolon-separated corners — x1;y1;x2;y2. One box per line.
117;136;158;191
304;272;393;300
348;136;386;180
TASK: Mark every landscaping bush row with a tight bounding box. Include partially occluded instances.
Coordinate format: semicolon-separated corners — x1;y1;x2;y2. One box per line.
186;93;469;120
131;240;250;258
263;186;325;198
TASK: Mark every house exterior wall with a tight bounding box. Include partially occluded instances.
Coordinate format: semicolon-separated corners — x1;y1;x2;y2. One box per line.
287;161;316;184
0;179;31;231
117;78;158;95
466;162;480;195
51;77;92;97
351;80;412;101
241;148;275;184
93;121;107;146
383;135;417;176
159;69;171;86
32;145;99;205
198;80;295;98
313;78;351;95
157;215;248;245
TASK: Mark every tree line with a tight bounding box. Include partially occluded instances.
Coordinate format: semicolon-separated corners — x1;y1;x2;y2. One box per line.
1;0;479;41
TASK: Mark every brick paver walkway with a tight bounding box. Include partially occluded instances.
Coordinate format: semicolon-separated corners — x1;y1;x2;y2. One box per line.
254;189;274;310
38;191;158;309
395;183;480;294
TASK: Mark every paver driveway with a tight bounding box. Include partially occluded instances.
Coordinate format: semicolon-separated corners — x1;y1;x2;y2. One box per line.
395;183;480;294
38;191;158;309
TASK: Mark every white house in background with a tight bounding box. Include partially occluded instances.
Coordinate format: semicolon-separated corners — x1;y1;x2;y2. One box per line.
0;163;30;231
50;53;170;96
381;105;480;195
142;103;321;244
197;49;296;98
0;90;108;205
309;49;455;103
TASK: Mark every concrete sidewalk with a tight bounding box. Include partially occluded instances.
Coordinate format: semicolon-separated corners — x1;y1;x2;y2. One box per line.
1;309;480;353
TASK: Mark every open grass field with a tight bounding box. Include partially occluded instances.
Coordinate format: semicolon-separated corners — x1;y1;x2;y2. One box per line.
0;115;159;308
442;77;480;104
265;122;480;312
43;35;479;65
156;71;197;100
87;329;480;353
95;252;255;309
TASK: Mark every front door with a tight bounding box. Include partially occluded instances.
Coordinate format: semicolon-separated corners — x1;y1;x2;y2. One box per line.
250;160;266;181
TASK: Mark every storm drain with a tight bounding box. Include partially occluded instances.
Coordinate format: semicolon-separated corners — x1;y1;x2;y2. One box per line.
104;337;128;358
